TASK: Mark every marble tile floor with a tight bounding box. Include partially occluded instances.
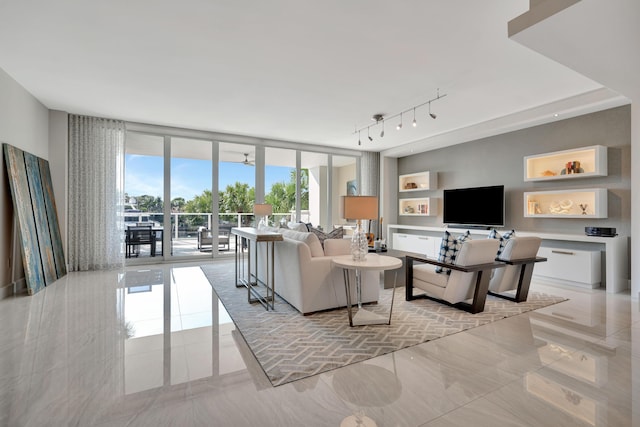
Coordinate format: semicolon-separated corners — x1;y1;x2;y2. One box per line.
1;259;639;427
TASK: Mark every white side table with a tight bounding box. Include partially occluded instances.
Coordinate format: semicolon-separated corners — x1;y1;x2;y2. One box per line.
332;254;402;326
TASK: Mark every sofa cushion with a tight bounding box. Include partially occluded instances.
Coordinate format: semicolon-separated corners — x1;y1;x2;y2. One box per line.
309;226;344;248
413;263;449;288
487;229;515;257
323;238;350;256
435;230;471;275
281;229;324;257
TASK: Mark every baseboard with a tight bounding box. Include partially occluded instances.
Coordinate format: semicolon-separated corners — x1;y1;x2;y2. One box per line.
0;277;26;299
0;283;12;299
532;274;600;290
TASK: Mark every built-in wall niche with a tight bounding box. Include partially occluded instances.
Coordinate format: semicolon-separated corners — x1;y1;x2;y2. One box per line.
524;188;607;218
399;198;436;216
524;145;607;182
399;171;437;192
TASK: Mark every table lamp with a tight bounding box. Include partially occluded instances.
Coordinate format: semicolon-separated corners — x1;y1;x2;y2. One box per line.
253;203;273;230
342;195;378;261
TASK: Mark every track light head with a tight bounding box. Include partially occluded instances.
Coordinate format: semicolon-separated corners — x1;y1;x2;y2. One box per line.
397;113;403;130
412;108;417;127
380;120;385;138
367;127;373;142
428;101;437;119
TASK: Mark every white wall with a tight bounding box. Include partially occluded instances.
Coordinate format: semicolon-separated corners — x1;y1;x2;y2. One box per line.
49;110;69;257
0;67;50;297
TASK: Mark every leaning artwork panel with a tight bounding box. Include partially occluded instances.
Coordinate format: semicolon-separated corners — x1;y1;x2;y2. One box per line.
3;143;66;294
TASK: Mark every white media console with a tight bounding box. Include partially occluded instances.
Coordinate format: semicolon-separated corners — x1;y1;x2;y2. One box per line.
387;224;629;294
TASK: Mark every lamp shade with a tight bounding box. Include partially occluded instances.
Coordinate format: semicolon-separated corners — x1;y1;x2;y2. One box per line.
342;196;378;220
253;203;273;216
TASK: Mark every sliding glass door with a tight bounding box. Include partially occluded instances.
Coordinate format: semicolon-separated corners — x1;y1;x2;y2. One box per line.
170;137;213;258
125;127;361;263
124;133;164;261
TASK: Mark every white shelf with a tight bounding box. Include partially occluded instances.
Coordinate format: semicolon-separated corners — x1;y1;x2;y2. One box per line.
399;171;437;192
399;197;436;216
524;145;607;182
524;188;607;218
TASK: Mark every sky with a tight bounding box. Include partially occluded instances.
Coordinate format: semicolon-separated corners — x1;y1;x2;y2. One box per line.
125;154;293;202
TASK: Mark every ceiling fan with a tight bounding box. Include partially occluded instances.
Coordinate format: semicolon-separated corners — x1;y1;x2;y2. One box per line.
237;153;254;166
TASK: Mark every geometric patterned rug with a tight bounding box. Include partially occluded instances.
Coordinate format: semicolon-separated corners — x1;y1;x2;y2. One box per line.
200;263;567;387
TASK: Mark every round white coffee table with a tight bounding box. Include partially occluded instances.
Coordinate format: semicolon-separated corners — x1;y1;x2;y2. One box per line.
331;254;402;326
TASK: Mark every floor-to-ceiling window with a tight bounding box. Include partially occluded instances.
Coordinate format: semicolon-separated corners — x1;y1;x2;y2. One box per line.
170;137;213;258
218;143;256;252
124;133;164;261
125;125;363;263
265;147;299;226
302;151;329;230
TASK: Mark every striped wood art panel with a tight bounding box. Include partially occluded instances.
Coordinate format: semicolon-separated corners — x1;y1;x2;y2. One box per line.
3;144;67;295
24;151;56;285
38;157;67;278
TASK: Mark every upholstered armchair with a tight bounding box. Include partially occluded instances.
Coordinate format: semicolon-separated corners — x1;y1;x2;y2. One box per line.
488;236;546;302
198;228;213;251
406;239;502;313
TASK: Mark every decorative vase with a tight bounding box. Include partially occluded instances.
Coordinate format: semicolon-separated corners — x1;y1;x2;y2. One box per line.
350;220;368;261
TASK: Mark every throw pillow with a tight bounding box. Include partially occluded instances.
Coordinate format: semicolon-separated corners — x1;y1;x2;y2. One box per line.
281;229;324;257
435;230;471;275
309;226;344;249
287;222;308;232
487;229;515;258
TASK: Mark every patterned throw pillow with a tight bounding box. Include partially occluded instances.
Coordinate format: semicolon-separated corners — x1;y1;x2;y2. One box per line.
487;229;515;258
309;226;344;248
435;230;471;275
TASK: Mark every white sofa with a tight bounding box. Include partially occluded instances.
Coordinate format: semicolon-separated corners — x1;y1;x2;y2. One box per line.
255;228;379;314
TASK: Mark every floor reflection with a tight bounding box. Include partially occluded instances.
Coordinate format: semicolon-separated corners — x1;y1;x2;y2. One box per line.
119;266;246;395
1;263;638;426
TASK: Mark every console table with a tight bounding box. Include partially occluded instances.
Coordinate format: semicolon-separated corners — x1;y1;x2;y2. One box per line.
232;227;283;310
332;254;402;326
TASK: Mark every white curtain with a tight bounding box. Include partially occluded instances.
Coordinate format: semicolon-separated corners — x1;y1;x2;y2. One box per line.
68;115;125;271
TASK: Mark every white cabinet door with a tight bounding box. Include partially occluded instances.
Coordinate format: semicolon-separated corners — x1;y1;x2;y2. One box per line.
392;233;439;257
534;247;601;288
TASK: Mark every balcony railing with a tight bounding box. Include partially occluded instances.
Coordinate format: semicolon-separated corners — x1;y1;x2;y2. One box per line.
124;211;311;258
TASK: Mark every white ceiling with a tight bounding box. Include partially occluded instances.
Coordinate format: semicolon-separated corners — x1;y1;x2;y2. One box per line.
0;0;629;157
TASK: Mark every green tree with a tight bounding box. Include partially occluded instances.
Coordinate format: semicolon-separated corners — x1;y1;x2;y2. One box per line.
184;190;212;213
220;182;254;214
171;197;186;212
136;195;163;212
265;169;309;213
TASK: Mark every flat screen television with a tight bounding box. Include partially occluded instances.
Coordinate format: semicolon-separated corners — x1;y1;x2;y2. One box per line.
443;185;505;227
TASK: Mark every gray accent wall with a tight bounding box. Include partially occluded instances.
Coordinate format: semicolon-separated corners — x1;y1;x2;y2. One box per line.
397;105;631;236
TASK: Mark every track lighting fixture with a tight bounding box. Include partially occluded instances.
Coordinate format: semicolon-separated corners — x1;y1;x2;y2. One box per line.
353;89;446;144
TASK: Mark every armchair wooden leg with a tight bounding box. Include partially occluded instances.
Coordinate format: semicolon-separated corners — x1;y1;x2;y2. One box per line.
488;262;536;303
514;263;534;303
454;269;491;314
405;257;415;301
